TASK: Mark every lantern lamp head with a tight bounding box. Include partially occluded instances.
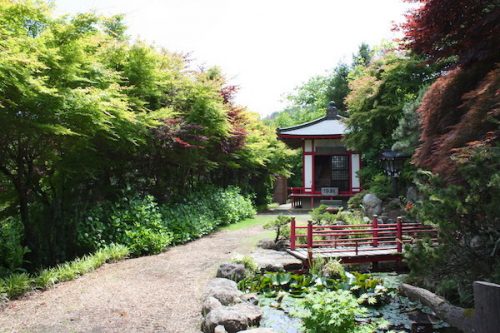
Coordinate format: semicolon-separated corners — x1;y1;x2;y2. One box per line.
379;150;410;178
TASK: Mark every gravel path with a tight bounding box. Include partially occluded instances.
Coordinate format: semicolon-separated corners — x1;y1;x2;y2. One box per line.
0;221;272;333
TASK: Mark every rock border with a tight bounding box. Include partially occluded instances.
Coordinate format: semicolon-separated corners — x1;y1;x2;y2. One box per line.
201;262;278;333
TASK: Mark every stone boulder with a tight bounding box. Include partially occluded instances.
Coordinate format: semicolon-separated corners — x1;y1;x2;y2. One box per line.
257;239;276;250
274;239;290;251
215;325;228;333
251;249;302;272
257;239;290;252
241;293;259;305
202;296;223;316
362;193;382;217
216;263;247;282
202;303;262;333
205;278;242;306
406;186;418;203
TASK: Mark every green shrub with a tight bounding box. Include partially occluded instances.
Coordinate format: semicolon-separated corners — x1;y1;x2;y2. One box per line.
347;192;365;209
322;259;346;280
77;195;172;256
78;187;255;253
263;215;292;242
161;186;255;244
231;255;259;275
1;273;32;299
311;205;336;224
34;268;59;289
367;174;392;200
0;217;29;276
100;244;130;262
405;146;500;306
297;290;373;333
32;245;128;290
333;210;365;226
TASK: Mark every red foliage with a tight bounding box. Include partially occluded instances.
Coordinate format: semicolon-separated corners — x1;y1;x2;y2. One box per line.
220;84;239;104
399;0;500;65
153;118;206;149
220;106;247;154
414;63;500;177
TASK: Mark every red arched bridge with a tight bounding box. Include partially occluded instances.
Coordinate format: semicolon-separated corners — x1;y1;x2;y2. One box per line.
287;216;437;264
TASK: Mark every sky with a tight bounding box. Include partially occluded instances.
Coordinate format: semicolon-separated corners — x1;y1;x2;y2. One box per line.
54;0;413;117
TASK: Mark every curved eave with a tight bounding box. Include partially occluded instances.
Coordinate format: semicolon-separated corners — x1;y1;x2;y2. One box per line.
277;134;344;149
278;134;344;139
277;116;327;132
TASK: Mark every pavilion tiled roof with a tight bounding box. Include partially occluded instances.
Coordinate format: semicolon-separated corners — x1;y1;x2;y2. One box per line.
277;102;346;139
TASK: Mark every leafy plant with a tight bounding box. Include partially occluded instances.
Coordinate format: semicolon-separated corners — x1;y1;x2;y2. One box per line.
161;186;255;244
296;290;375;333
77;195;172;256
231;255;259;275
2;244;129;298
321;259;346;280
0;217;29;276
264;215;292;242
310;205;336;224
1;273;32;299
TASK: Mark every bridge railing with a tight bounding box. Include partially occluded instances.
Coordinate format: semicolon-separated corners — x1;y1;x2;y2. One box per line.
289;216;437;261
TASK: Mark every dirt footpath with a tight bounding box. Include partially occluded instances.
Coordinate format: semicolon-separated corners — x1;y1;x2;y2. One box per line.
0;222;270;333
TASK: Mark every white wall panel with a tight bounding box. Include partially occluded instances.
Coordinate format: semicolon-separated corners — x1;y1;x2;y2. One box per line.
351;154;360;191
304;140;313;152
304;155;313;191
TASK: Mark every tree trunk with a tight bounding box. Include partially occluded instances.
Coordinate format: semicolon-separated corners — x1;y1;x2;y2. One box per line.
400;283;475;332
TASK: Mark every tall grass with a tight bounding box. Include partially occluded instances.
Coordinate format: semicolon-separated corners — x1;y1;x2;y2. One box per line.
0;244;129;301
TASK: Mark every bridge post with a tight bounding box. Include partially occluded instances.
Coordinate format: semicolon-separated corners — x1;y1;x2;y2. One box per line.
307;220;313;264
372;215;379;247
396;216;403;253
290;217;296;250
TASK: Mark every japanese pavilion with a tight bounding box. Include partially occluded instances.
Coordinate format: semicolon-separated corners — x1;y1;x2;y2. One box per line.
277;102;362;209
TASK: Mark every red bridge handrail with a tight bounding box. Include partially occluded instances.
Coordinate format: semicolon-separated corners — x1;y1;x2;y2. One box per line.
289;215;438;263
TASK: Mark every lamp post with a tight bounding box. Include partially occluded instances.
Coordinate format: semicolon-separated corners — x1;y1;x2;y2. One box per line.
379;150;410;197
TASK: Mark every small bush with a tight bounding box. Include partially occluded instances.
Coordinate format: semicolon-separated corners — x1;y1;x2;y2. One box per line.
0;217;29;276
77;195;172;256
311;205;336;224
263;215;292;242
161;186;255;244
297;290;373;333
347;192;365;209
5;244;129;297
366;174;392;201
34;269;59;289
322;259;346;280
1;273;32;299
231;255;259;275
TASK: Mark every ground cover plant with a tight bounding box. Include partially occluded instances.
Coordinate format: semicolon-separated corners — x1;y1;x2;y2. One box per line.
0;244;129;301
238;259;450;332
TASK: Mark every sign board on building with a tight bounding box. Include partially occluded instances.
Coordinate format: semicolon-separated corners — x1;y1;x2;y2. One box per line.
321;187;339;196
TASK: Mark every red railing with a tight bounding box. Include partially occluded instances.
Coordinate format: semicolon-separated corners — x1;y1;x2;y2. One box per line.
289;216;437;262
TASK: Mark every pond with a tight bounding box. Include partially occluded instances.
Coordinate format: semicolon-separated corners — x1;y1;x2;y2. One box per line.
239;271;459;333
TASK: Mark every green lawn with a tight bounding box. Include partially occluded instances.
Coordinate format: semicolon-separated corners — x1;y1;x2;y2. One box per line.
221;214;275;231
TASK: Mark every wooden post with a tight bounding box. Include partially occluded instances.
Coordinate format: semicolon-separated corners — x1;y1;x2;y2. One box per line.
372;215;379;247
355;239;359;255
396;216;403;253
307;220;313;263
290;217;296;250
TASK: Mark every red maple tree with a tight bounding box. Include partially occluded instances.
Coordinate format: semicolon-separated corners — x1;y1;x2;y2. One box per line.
399;0;500;178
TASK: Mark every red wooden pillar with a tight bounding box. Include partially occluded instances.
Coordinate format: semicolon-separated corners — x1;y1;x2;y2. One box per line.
396;216;403;253
307;220;313;263
372;215;379;247
290;217;296;250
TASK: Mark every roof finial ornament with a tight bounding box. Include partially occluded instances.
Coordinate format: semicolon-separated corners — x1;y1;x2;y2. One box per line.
326;101;339;119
